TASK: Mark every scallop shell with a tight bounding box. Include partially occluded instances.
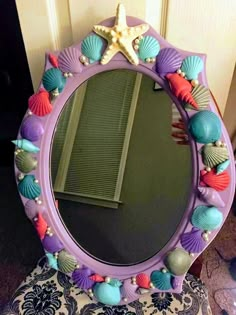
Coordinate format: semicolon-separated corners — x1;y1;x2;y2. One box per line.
200;169;230;191
188;110;221;143
186;84;210;111
181;55;204;80
72;268;94;290
57;250;77;273
81;34;103;63
121;279;139;300
94;282;121;305
42;68;66;93
164;248;191;276
46;253;58;270
20;116;44;142
24;200;46;220
138;36;160;61
191;205;223;231
12;140;40;153
171;277;182;289
42;234;64;253
217;160;230;174
156;48;182;78
15;151;37;173
150;270;172;290
136;273;150;289
198;187;225;207
180;228;206;253
18;175;41;199
34;213;47;239
201;143;228;168
48;54;59;68
58;47;82;74
28;89;53;116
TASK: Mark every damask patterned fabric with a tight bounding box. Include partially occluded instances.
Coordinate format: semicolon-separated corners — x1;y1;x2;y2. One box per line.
3;257;212;315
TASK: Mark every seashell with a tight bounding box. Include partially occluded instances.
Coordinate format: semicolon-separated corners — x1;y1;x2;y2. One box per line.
186;84;210;111
34;213;47;239
20;116;44;142
24;200;46;220
94;282;121;305
57;250;77;273
121;279;139;300
200;169;230;191
171;277;182;289
42;234;64;253
201;143;228;168
12;140;40;153
42;68;66;93
109;279;122;287
150;270;172;290
180;227;207;253
72;268;94;289
164;248;191;276
18;174;41;199
166;73;198;109
58;47;82;74
181;55;204;80
46;253;58;270
28;89;53;116
136;273;150;289
216;160;230;174
156;48;182;78
198;187;225;207
15;151;37;173
188;110;221;143
138;36;160;61
81;34;103;63
191;205;223;231
89;274;104;282
48;54;59;68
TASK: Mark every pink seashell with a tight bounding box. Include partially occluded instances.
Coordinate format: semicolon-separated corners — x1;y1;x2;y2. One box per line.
24;200;46;220
136;273;150;289
200;169;230;191
28;89;53;116
121;279;139;300
198;187;225;207
58;47;82;74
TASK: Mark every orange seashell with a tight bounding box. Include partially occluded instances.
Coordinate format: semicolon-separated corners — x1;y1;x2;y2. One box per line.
28;89;53;116
89;274;104;282
136;273;150;289
34;213;48;239
166;73;198;109
200;169;230;191
49;54;59;68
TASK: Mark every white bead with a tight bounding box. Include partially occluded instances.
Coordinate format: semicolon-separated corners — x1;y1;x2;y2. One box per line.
63;72;69;78
151;58;156;63
177;69;182;74
28;110;33;115
150;282;155;288
202;232;209;241
138;35;143;40
34;179;39;183
105;277;110;283
134;44;139;51
80;55;86;63
88;288;93;293
206;167;211;172
146;58;151;63
180;72;185;77
131;277;136;282
134;38;140;44
18;173;24;180
190;253;195;257
89;292;94;297
161;268;167;273
37;200;42;205
84;61;89;66
76;264;80;269
215;140;222;147
49;233;53;237
123;297;128;302
68;72;73;77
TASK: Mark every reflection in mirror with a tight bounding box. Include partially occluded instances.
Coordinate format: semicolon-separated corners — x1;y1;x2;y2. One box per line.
51;70;192;265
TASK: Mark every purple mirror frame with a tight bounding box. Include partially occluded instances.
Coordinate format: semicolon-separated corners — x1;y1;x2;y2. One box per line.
14;15;235;304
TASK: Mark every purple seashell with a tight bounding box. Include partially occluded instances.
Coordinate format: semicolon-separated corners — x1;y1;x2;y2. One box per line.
58;47;82;74
180;227;206;253
156;48;182;78
24;200;46;220
72;267;94;290
42;234;64;253
20;116;44;142
198;187;225;207
171;276;182;289
121;279;139;300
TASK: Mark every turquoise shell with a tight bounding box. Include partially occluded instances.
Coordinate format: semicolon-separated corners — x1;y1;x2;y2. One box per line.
18;175;41;199
191;206;223;231
46;253;58;270
216;160;230;174
138;36;160;61
94;282;121;305
181;55;204;80
150;270;172;290
42;68;66;93
12;139;40;153
188;110;221;143
81;35;103;63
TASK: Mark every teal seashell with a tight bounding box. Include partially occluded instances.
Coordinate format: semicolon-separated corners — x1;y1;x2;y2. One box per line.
81;35;103;63
181;55;204;80
164;248;191;276
42;68;66;93
216;160;230;174
18;175;41;199
57;250;77;273
109;278;122;287
94;282;121;305
191;205;223;231
188;110;221;143
12;139;40;153
46;253;58;270
150;270;172;290
15;151;37;173
138;36;160;62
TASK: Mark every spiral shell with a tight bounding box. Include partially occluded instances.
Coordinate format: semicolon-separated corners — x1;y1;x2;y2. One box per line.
57;250;77;273
121;279;139;300
34;213;47;239
42;234;64;253
180;228;206;253
186;84;210;111
171;277;182;290
72;267;94;290
58;47;82;74
191;205;223;231
136;273;150;289
24;200;46;220
217;160;230;174
15;151;37;173
200;169;230;191
89;274;104;282
20;116;44;142
181;55;204;80
150;270;172;290
164;248;191;276
28;89;53;116
138;36;160;61
49;54;59;68
81;34;103;63
198;187;225;207
42;68;66;93
156;48;182;78
18;175;41;199
201;143;228;168
12;140;40;153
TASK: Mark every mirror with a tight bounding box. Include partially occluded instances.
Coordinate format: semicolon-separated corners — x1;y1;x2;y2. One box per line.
51;69;192;265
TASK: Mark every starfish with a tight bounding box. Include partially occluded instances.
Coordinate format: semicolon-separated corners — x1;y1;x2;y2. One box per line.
93;3;149;65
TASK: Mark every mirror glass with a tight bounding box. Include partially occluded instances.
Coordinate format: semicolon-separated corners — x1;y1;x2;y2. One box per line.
51;70;192;265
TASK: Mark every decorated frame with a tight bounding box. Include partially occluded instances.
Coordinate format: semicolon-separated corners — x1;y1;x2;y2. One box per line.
13;4;235;306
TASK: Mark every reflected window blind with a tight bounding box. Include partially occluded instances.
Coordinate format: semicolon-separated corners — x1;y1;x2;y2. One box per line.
64;70;136;200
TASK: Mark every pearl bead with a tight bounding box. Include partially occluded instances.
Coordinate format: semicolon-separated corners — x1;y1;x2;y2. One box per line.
37;200;42;205
215;140;222;147
191;79;199;87
33;217;38;222
123;297;128;302
88;288;93;293
180;72;185;77
131;277;136;282
138;35;143;40
76;264;80;269
84;61;89;66
80;55;86;63
206;167;211;172
64;72;69;78
177;69;182;74
134;44;139;51
34;179;39;183
151;58;156;63
161;268;167;273
18;173;24;180
222;142;227;147
28;110;33;115
134;38;140;44
150;282;155;288
89;292;94;297
105;277;110;283
49;233;53;237
202;232;209;241
146;58;151;63
190;253;195;257
208;231;211;235
68;72;73;77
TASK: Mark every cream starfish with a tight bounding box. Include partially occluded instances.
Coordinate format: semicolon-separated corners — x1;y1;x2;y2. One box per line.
93;3;149;65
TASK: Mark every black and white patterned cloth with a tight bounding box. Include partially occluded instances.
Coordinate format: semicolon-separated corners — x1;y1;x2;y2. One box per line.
3;257;212;315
